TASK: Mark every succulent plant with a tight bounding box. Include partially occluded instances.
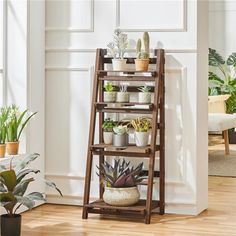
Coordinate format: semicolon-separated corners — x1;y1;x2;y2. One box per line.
113;125;128;135
107;29;128;59
131;117;151;132
104;83;114;92
102;118;116;132
97;159;144;188
136;32;150;59
138;85;151;93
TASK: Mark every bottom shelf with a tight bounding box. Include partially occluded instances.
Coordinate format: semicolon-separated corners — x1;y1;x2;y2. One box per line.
85;199;160;216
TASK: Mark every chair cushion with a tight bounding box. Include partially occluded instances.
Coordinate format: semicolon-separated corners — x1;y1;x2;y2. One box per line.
208;113;236;131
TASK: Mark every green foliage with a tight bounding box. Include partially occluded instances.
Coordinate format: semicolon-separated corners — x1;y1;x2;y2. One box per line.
131;117;151;132
5;105;37;142
107;29;128;59
208;48;236;113
104;83;114;92
97;159;144;188
0;107;10;144
113;125;128;135
136;32;150;59
0;153;62;216
102;118;116;132
138;85;151;93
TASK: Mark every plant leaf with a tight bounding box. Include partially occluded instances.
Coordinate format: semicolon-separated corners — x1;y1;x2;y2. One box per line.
15;196;35;210
26;192;45;202
209;48;225;66
15;153;39;173
16;169;40;184
0;192;14;204
227;53;236;67
0;170;17;191
13;177;35;196
45;180;63;196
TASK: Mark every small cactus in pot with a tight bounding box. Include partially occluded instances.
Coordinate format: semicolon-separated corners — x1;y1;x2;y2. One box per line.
135;32;150;71
97;159;144;206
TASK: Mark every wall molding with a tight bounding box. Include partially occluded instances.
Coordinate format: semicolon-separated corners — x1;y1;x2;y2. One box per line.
45;0;94;33
116;0;187;32
46;173;85;180
0;69;3;73
45;67;90;72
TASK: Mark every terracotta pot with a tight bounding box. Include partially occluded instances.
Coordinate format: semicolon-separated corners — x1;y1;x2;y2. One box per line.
103;186;140;206
0;143;6;158
135;59;149;71
6;141;19;155
112;59;127;71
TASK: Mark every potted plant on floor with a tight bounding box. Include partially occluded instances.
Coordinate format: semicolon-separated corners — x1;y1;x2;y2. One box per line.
6;105;37;155
208;48;236;143
131;117;151;147
116;84;129;103
97;159;144;206
0;107;9;158
102;118;116;145
135;32;150;71
107;28;128;71
113;124;129;147
0;153;62;236
138;85;152;103
104;82;116;102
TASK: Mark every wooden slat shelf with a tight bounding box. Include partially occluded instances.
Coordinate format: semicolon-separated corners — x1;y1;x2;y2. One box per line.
85;199;160;212
96;107;153;114
98;70;157;77
99;76;156;82
103;57;157;65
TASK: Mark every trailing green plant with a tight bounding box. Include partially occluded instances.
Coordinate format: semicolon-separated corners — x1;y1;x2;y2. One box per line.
0;153;62;216
208;48;236;113
107;29;128;59
6;105;37;142
138;85;151;93
0;107;10;144
102;118;116;132
104;83;114;92
136;32;150;59
131;117;151;132
97;159;144;188
113;125;128;135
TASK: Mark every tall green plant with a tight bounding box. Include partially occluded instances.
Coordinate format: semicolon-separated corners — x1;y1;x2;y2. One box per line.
0;107;10;144
6;105;37;142
208;48;236;113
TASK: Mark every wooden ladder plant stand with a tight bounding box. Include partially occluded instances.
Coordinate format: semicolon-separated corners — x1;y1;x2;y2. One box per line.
82;48;165;224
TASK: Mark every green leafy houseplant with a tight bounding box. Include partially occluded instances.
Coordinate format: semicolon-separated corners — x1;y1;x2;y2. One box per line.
104;83;114;92
97;159;144;206
131;117;151;132
0;153;62;236
102;118;116;132
208;48;236;114
104;83;116;103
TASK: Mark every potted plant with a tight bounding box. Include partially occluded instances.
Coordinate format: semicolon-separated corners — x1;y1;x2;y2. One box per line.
135;32;150;71
0;153;62;236
104;83;116;102
131;117;151;147
6;105;37;155
138;85;152;103
113;124;129;147
107;28;128;71
116;84;129;103
208;48;236;143
97;159;144;206
0;107;9;158
102;118;116;145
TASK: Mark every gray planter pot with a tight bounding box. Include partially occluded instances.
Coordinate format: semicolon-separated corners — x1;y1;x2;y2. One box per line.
113;133;128;147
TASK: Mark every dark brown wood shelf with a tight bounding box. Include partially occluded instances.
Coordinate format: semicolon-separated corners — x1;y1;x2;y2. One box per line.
82;48;165;224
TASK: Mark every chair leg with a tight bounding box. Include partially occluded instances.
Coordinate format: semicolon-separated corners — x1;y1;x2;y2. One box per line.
223;130;230;155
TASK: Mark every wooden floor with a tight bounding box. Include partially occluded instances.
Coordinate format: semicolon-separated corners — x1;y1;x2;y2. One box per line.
21;176;236;236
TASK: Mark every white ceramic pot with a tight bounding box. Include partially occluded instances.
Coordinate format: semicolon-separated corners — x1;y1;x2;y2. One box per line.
104;92;116;102
116;92;129;103
134;131;149;147
103;131;113;144
138;92;151;103
112;59;127;71
103;186;140;206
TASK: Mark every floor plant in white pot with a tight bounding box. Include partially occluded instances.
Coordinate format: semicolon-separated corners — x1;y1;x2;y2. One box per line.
0;107;9;158
131;117;151;147
97;159;144;206
0;153;62;236
107;28;128;71
102;118;116;145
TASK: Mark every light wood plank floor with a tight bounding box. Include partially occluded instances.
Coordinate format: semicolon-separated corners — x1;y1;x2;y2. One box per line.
21;176;236;236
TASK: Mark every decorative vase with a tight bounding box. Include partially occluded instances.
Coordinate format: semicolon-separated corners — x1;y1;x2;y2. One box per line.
6;141;19;155
112;59;127;71
134;131;149;147
113;133;128;147
135;59;149;71
103;131;113;145
138;92;151;103
0;143;6;158
116;92;129;103
103;186;140;206
104;92;116;102
0;214;21;236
